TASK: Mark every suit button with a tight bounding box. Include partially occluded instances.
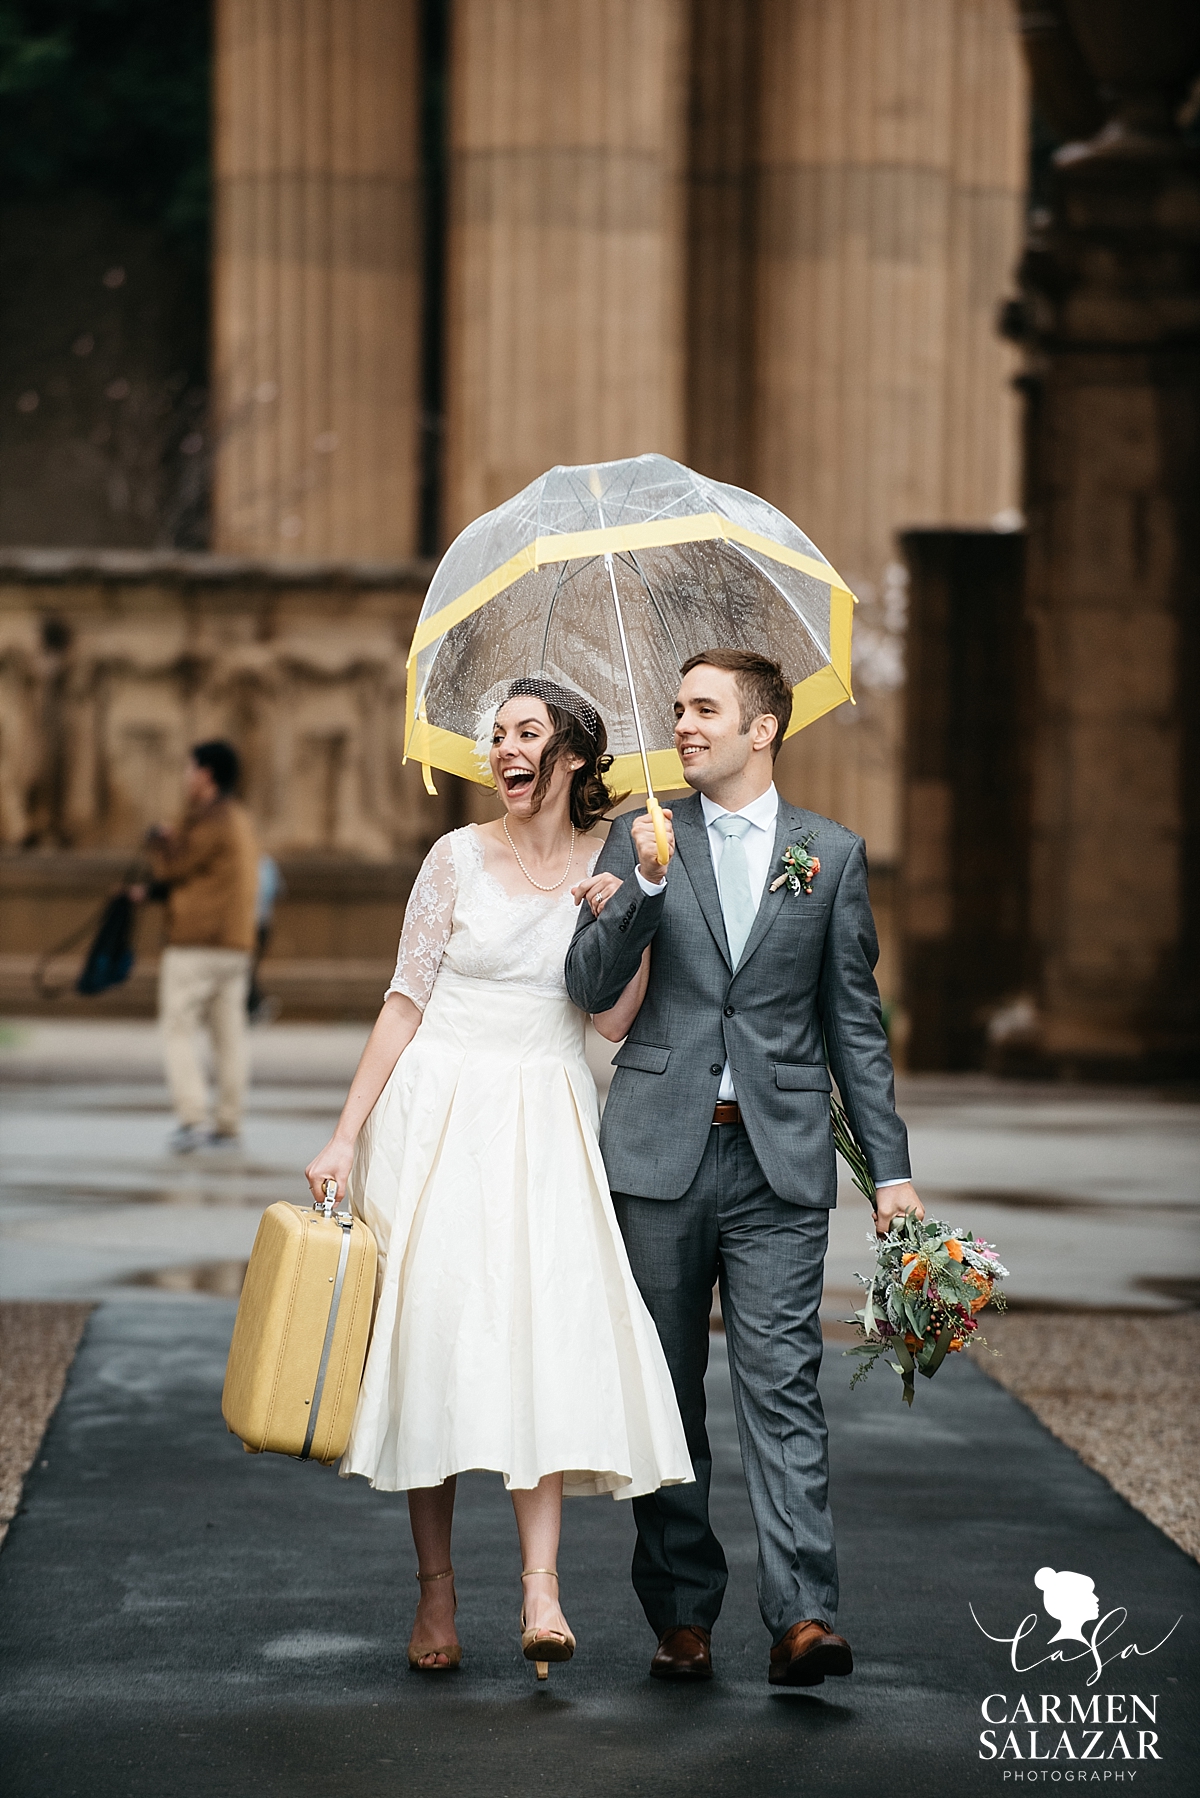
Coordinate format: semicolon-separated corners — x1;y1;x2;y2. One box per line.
723;1005;734;1017
710;1064;722;1076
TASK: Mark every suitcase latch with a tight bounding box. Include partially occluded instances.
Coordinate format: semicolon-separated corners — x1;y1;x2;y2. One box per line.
313;1179;353;1228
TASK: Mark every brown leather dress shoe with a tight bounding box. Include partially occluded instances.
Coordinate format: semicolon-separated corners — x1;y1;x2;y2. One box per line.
650;1625;713;1681
768;1620;853;1687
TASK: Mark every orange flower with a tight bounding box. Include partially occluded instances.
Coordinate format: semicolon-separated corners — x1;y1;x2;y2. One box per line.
904;1332;920;1351
962;1268;993;1314
945;1239;964;1262
948;1338;964;1352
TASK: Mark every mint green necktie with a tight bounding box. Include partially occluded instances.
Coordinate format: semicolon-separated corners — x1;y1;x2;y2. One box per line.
712;813;755;966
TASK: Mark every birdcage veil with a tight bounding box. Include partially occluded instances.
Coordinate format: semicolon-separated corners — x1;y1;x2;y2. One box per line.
473;668;605;777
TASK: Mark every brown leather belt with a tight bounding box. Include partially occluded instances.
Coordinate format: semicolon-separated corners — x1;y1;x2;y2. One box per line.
712;1101;741;1126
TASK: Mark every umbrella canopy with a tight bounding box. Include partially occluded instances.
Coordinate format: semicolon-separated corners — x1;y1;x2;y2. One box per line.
406;453;855;795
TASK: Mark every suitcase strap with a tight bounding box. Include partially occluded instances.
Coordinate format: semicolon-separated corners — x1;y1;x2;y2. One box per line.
300;1216;354;1461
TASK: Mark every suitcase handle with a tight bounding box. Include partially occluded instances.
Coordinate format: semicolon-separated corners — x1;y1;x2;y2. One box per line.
314;1177;352;1226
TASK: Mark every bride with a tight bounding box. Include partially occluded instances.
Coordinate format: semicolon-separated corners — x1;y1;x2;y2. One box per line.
304;676;691;1678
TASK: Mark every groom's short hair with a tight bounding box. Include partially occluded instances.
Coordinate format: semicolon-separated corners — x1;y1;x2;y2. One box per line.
678;649;792;758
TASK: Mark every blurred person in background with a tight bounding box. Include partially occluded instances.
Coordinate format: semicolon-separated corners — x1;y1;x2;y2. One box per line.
246;854;285;1024
130;741;258;1154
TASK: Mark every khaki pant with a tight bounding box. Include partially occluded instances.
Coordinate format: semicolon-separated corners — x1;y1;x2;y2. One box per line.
159;946;251;1134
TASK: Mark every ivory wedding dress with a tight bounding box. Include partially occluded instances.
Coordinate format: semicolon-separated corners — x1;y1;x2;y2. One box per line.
341;825;692;1500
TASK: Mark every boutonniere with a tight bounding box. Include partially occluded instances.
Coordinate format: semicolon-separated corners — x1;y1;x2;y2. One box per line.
769;831;820;895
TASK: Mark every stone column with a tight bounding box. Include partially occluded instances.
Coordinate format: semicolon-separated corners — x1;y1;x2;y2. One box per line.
940;0;1028;525
899;528;1030;1069
443;0;689;539
685;0;758;488
751;0;1026;868
1011;4;1200;1076
212;0;423;559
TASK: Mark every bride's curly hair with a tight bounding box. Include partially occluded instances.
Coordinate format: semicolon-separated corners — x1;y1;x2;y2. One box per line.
502;677;626;831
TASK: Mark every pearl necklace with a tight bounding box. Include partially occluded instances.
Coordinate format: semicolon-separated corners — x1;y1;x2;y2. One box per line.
503;817;576;892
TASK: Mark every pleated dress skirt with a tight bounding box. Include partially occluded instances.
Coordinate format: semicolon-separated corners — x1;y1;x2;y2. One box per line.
341;969;692;1500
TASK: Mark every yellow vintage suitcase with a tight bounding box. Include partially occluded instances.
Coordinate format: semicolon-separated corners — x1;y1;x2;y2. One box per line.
222;1191;377;1466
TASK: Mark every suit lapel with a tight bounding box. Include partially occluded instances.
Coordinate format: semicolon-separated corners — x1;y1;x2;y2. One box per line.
670;794;732;970
733;802;807;976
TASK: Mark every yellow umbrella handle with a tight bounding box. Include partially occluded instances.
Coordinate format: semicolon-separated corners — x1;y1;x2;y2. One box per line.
647;793;671;867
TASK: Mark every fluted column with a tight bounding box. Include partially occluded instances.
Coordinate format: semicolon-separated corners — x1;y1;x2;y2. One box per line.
752;0;1026;866
443;0;688;539
940;0;1027;524
212;0;422;559
685;0;758;487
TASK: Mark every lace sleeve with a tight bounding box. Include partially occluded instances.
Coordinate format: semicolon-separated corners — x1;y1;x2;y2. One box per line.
385;834;458;1010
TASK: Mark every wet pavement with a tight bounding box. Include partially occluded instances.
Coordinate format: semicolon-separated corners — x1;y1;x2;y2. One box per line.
2;1020;1198;1795
0;1021;364;1300
1;1298;1196;1798
2;1021;1198;1311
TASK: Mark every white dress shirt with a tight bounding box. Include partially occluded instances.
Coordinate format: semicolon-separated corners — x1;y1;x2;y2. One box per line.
699;786;778;1101
632;786;907;1185
635;785;778;1101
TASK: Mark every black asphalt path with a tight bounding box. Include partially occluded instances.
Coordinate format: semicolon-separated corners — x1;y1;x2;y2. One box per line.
1;1299;1195;1798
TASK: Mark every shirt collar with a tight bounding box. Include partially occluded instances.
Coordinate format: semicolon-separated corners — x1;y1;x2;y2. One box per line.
700;784;779;833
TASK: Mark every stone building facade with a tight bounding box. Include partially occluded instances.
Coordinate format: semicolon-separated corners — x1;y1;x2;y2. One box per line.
1002;1;1200;1077
207;0;1026;871
0;550;439;1015
897;1;1200;1078
1;0;1030;1021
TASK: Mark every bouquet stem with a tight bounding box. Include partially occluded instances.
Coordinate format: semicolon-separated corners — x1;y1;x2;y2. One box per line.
831;1097;878;1213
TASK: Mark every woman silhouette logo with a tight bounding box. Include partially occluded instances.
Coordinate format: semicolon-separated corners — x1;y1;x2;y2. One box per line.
1035;1567;1100;1643
973;1567;1180;1680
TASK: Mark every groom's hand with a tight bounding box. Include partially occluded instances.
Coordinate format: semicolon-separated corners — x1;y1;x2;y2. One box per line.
631;808;673;885
874;1181;924;1237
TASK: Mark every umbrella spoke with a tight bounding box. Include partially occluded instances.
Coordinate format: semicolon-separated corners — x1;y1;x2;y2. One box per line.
726;539;836;668
538;560;571;671
604;551;654;798
622;550;683;668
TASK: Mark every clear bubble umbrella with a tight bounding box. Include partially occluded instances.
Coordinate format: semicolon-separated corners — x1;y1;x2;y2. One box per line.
405;453;856;859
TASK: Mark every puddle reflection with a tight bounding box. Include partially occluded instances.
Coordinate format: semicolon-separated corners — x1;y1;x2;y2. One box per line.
8;1184;293;1209
1134;1274;1200;1306
923;1187;1200;1215
124;1260;248;1296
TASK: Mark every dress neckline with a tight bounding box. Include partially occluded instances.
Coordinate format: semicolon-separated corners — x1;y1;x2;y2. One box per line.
463;824;598;907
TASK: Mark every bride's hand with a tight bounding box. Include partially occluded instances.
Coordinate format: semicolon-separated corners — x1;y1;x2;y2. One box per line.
572;871;623;916
304;1136;356;1205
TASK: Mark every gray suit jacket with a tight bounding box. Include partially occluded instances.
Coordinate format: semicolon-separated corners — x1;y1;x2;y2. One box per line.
565;791;909;1206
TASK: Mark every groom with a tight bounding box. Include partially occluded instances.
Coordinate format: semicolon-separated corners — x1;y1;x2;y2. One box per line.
565;649;923;1687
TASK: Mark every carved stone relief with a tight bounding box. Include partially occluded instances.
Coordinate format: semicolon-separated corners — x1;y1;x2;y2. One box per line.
0;556;444;861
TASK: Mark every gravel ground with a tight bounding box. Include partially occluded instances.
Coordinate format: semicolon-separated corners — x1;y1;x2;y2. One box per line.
0;1302;92;1545
981;1309;1200;1561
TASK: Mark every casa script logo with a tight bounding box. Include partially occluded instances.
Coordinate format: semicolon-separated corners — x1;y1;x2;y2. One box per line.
969;1567;1183;1780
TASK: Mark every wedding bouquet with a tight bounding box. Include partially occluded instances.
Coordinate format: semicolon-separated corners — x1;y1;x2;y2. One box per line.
831;1099;1009;1406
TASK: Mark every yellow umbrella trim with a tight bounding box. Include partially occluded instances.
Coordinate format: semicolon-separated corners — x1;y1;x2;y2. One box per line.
407;514;854;660
405;584;855;793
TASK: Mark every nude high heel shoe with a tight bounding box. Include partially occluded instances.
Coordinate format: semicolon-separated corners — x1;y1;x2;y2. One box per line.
519;1568;576;1680
408;1567;462;1671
